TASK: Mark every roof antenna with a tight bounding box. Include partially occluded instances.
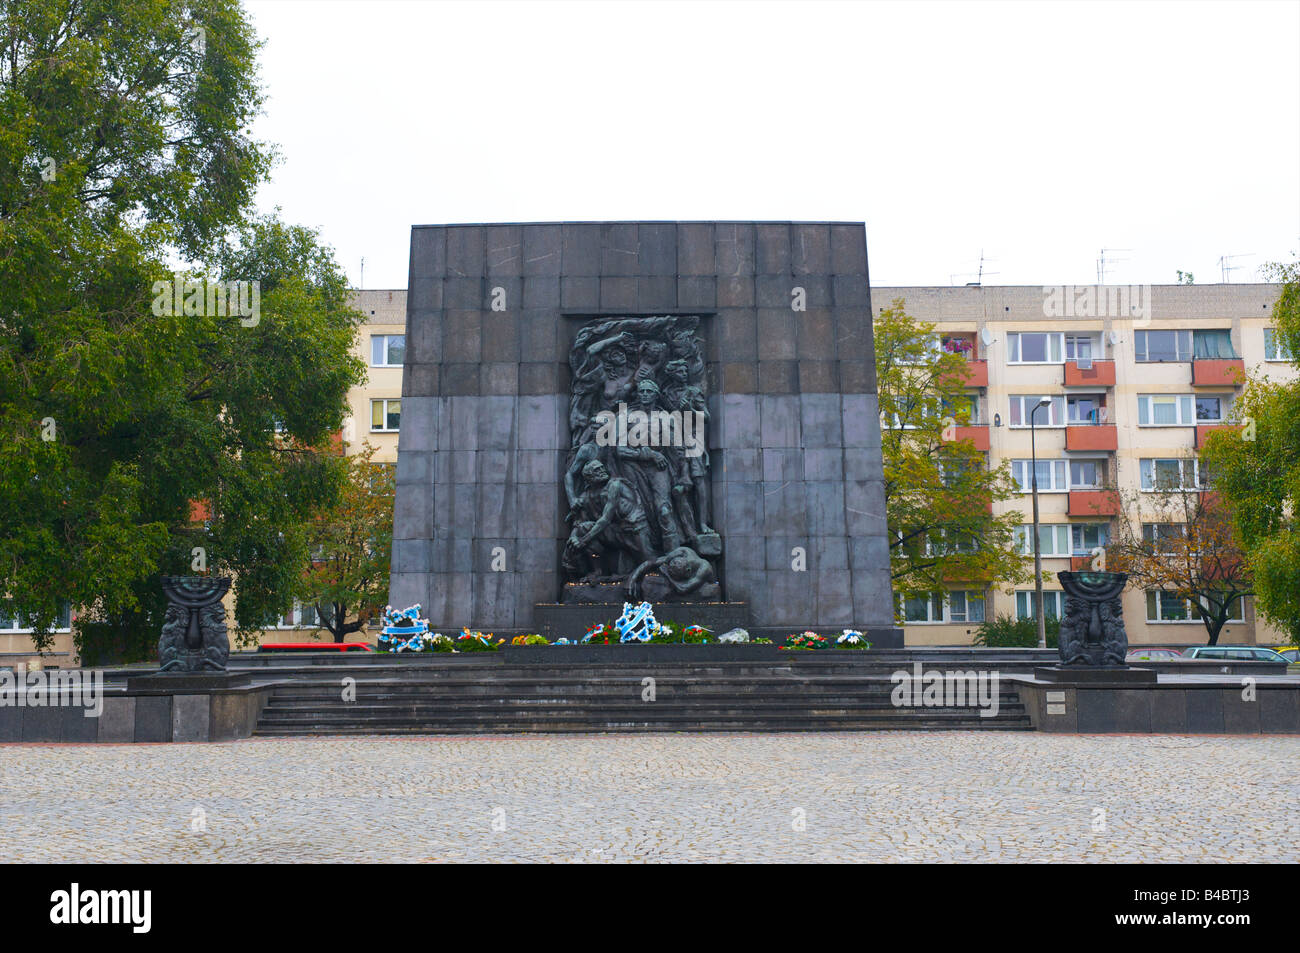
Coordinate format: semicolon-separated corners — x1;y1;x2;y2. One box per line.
359;257;365;290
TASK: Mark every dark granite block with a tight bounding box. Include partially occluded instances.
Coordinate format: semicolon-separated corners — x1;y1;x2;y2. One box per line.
842;394;882;448
473;571;516;628
677;276;716;309
757;360;798;394
816;569;854;624
762;480;807;536
834;307;869;354
134;695;172;743
722;482;762;536
727;535;765;570
481;314;519;362
600;276;637;310
523;277;561;309
766;569;814;625
411;227;447;279
476;395;518;449
409;311;443;364
715;222;755;276
396;396;436;452
445;226;485;277
411;277;443;311
0;703;22;741
519;362;559;395
638;223;676;276
1260;689;1300;731
523;224;562;276
815;535;849;570
97;696;136;742
517;449;560;484
561;276;600;310
171;694;210;743
445;277;484;310
21;704;62;741
757;309;797;359
448;396;480;451
831;224;868;274
515;537;558;572
520;309;562;362
833;274;869;307
482;277;520;314
518;395;562;451
803;448;842;481
442;362;480;396
476;483;513;538
791;224;831;274
1149;689;1188;732
394;538;432;573
717;275;756;308
765;536;806;571
721;447;761;481
797;309;836;359
716;308;757;360
1187;688;1225;732
443;310;482;362
756;275;796;309
1222;689;1261;733
485;224;523;276
476;449;510;483
755;223;791;274
845;481;886;536
761;448;804;482
562;224;601;276
394;483;433;538
839;360;876;394
720;363;757;393
849;535;889;572
799;360;839;393
806;481;847;537
480;362;518;396
601;223;639;275
517;484;560;539
844;448;884;482
677;223;715;275
1076;690;1116;733
403;364;439;399
801;393;843;447
759;395;801;447
638;276;676;311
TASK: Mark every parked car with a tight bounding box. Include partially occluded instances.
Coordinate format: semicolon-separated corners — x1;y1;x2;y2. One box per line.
1273;646;1300;663
1125;649;1183;661
1181;646;1289;662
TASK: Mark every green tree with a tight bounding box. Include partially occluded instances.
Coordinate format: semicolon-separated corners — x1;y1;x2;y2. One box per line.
0;1;364;657
1199;259;1300;639
875;300;1030;602
294;443;394;644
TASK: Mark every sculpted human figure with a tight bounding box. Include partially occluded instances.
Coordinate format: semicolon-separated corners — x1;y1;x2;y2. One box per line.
563;460;656;581
627;546;716;598
615;378;684;552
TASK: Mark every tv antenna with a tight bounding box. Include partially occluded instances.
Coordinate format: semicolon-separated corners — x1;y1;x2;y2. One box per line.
1097;248;1131;284
359;256;365;290
1217;253;1252;283
949;250;999;286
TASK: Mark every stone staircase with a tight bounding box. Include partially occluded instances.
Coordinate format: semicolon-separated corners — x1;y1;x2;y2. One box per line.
252;658;1032;734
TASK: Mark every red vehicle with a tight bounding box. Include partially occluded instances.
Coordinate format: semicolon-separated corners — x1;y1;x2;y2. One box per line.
257;642;375;653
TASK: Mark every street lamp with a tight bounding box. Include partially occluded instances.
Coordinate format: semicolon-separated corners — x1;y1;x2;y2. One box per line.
1029;395;1052;650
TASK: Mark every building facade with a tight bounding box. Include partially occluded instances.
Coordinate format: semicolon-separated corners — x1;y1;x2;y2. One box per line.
5;282;1289;668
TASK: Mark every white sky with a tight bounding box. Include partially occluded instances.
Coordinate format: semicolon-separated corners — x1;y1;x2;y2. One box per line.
245;0;1300;290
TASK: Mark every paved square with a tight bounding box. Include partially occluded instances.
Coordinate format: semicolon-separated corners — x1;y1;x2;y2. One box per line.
2;733;1295;862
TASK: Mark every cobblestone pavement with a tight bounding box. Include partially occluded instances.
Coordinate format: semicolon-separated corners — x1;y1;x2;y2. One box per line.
2;733;1296;862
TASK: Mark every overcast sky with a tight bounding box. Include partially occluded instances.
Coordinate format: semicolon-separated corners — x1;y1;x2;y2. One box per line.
245;0;1300;290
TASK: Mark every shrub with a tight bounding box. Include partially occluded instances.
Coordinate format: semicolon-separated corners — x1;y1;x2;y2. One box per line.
972;613;1060;648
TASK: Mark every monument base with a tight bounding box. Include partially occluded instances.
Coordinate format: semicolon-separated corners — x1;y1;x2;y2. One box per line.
127;671;251;692
1032;665;1158;685
533;601;751;641
561;576;721;603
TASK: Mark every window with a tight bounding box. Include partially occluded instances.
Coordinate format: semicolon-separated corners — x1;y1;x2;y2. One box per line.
1071;523;1108;554
1066;395;1105;424
1015;590;1065;621
1139;458;1204;491
1192;329;1236;360
1134;330;1193;363
1137;394;1193;426
899;334;943;365
926;531;979;556
370;398;401;432
1007;332;1064;364
901;591;985;623
1143;523;1186;553
1065;334;1095;362
1195;395;1228;422
371;334;406;367
942;394;981;425
1010;459;1068;492
1146;592;1245;624
1069;459;1106;489
0;601;72;632
1015;524;1072;557
278;603;321;628
1264;328;1293;362
1009;395;1064;427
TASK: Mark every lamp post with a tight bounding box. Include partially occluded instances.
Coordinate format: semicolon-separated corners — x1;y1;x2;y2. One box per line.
1029;395;1052;650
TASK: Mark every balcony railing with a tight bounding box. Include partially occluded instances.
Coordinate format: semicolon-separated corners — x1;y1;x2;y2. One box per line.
1191;359;1245;387
1068;489;1120;517
1064;359;1115;387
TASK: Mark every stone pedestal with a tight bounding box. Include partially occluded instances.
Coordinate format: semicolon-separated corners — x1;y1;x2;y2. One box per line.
1032;665;1157;685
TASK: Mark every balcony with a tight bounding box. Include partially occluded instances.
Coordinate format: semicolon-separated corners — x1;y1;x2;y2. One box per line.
951;359;988;388
1065;424;1117;451
1070;555;1097;571
1064;359;1115;387
1192;359;1245;387
951;425;990;451
1068;489;1120;517
1195;423;1238;448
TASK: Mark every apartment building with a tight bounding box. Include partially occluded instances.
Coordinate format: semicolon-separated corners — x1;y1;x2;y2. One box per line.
5;283;1288;666
875;283;1289;647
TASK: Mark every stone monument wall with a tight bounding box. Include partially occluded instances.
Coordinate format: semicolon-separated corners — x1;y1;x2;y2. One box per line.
390;221;895;635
